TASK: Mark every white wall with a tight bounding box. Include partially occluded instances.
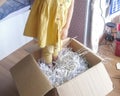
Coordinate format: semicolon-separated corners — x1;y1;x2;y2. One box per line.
0;10;32;60
91;0;107;53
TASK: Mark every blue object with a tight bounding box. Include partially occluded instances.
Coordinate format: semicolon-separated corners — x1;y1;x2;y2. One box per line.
109;0;120;15
0;0;31;20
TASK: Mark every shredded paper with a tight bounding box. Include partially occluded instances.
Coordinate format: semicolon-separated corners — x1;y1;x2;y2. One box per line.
38;48;89;86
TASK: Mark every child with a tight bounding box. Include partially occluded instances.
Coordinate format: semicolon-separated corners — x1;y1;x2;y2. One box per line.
24;0;74;65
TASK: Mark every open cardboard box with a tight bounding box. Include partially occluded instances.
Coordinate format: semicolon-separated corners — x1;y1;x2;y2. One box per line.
10;38;113;96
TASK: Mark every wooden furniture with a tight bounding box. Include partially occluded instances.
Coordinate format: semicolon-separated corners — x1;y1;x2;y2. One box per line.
0;40;120;96
98;45;120;96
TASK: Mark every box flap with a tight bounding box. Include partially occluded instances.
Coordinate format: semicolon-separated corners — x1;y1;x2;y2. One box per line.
10;54;53;96
56;63;113;96
44;88;59;96
69;38;102;66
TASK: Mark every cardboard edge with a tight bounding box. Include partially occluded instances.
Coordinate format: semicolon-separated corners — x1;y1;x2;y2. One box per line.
44;88;59;96
10;54;53;96
56;63;113;96
69;38;102;65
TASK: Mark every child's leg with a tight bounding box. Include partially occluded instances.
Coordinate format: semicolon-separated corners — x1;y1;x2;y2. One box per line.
41;45;54;64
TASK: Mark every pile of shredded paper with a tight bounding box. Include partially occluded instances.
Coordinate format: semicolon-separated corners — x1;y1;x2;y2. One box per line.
38;48;89;86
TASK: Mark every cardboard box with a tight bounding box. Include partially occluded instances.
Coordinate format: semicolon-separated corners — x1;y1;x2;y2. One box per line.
10;38;113;96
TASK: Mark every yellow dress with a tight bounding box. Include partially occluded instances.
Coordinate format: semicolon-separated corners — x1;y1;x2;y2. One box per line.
24;0;72;63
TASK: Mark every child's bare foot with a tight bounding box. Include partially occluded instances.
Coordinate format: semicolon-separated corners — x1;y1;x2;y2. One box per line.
52;56;58;61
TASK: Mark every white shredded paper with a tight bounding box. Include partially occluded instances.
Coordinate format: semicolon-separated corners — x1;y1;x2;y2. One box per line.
38;48;89;86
